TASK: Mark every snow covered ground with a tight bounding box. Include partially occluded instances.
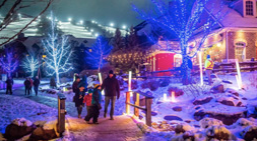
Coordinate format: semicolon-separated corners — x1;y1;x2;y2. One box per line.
129;71;257;141
0;72;257;141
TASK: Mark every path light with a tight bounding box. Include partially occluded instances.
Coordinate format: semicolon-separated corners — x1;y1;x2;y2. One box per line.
122;25;127;29
217;43;221;47
171;91;176;102
163;93;168;102
236;60;242;89
68;18;72;22
95;33;99;37
128;71;132;91
199;51;203;86
98;72;104;95
110;23;114;27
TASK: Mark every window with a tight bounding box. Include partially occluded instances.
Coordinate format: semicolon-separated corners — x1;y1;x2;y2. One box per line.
234;41;247;62
246;1;254;16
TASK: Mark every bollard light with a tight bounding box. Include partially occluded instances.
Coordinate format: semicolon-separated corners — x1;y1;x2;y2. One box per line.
163;93;167;102
199;51;203;86
171;91;176;102
128;71;132;91
235;60;242;89
98;72;104;95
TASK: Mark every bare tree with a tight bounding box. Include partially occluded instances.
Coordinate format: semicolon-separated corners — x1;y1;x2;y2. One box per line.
0;0;53;47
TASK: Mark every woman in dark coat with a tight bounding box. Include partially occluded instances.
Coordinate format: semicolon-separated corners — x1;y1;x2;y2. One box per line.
72;76;85;118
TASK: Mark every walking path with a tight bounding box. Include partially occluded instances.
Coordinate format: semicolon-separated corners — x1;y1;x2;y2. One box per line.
1;84;144;141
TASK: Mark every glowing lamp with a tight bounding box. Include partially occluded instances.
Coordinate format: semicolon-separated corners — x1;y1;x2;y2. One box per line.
163;93;167;102
199;51;203;86
128;71;132;91
235;60;242;89
217;43;221;47
171;91;176;102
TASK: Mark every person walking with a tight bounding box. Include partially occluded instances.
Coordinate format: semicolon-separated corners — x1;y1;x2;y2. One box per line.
29;77;33;94
33;76;40;96
73;76;85;118
102;70;120;120
50;77;57;89
84;84;102;124
24;78;31;95
204;55;214;85
5;77;13;95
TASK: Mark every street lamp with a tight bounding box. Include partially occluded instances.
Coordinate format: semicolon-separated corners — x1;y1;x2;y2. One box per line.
68;18;72;22
80;20;83;25
122;25;127;29
110;23;114;27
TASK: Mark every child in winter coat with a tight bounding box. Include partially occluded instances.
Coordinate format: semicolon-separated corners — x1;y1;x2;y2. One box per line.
84;84;102;124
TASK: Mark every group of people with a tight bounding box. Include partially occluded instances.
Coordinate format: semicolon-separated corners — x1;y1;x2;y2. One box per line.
72;70;120;124
24;76;40;95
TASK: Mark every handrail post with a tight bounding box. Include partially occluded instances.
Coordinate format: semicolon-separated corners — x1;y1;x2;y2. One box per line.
57;93;66;137
126;92;130;114
134;93;139;117
145;97;152;127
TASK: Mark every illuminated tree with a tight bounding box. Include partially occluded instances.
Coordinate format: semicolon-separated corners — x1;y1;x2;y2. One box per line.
42;12;73;85
21;55;41;77
0;50;18;77
133;0;233;84
84;35;113;72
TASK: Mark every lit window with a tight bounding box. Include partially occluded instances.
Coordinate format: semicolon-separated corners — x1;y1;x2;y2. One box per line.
245;1;254;16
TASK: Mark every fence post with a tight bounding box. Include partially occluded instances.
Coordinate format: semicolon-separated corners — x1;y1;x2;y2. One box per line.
57;93;66;137
145;97;152;127
134;93;139;117
126;92;130;114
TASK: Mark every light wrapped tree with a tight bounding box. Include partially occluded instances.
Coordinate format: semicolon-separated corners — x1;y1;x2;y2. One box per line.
84;35;113;72
42;12;73;85
133;0;234;84
21;55;41;77
0;50;18;77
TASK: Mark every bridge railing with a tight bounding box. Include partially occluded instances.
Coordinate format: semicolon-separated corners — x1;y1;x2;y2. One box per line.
125;91;154;126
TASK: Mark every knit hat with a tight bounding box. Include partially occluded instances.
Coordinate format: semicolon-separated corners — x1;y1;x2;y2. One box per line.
207;55;211;59
109;70;114;74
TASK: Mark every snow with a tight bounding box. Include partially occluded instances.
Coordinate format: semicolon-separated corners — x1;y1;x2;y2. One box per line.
1;71;257;140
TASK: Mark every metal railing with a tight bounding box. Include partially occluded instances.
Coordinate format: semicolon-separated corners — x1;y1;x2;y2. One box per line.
125;91;154;126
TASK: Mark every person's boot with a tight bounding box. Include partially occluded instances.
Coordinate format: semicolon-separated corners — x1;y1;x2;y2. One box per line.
104;113;107;118
78;114;82;118
110;116;114;120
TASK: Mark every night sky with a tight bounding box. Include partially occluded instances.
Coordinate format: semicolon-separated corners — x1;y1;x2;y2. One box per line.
13;0;157;27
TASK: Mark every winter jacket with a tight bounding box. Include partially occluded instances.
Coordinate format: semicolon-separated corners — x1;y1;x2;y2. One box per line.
24;80;31;88
205;59;214;70
33;78;40;86
102;75;120;99
29;79;33;87
6;79;13;86
78;75;88;92
72;81;79;93
92;88;102;105
83;94;92;106
74;89;85;107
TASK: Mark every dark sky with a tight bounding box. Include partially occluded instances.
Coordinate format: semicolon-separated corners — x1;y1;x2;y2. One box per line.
15;0;155;28
49;0;154;27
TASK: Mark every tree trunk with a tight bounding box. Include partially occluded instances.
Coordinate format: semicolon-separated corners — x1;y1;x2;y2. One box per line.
181;56;191;85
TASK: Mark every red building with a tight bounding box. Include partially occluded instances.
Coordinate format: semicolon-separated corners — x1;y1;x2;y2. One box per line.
147;51;183;76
